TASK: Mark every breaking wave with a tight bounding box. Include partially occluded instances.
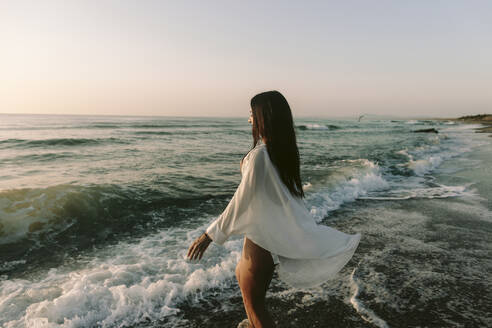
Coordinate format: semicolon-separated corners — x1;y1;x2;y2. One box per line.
0;138;128;148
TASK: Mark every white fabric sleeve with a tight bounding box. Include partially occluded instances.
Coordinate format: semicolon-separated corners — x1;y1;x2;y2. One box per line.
205;147;263;245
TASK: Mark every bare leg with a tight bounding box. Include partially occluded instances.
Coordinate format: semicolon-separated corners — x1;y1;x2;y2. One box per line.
236;237;276;328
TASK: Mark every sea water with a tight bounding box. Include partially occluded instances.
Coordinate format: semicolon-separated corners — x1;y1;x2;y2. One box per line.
0;114;490;327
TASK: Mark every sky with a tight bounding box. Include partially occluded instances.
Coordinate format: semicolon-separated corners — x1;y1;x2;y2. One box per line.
0;0;491;118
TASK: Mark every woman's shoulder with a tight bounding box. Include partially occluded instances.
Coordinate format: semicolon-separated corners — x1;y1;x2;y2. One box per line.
242;144;266;167
254;143;267;151
247;143;266;159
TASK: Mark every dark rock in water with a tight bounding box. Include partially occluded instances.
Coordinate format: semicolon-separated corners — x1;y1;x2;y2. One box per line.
414;128;438;133
475;126;492;133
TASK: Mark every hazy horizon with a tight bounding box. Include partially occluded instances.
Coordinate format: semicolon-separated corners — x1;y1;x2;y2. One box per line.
1;111;466;120
1;1;491;118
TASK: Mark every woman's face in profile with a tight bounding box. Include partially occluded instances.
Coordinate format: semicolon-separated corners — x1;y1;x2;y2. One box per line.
248;109;253;125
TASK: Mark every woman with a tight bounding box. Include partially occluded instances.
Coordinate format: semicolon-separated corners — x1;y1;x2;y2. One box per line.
187;91;361;328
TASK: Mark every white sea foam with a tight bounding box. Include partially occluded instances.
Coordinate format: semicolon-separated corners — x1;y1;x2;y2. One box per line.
407;156;443;176
302;123;329;130
0;222;244;328
358;184;475;200
400;141;445;177
307;159;390;222
349;267;389;328
398;125;486;177
305;125;484;220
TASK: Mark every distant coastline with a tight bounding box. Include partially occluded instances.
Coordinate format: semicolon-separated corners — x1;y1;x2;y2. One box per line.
434;114;492;137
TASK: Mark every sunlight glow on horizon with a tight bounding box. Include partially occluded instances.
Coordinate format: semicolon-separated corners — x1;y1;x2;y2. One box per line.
1;1;491;118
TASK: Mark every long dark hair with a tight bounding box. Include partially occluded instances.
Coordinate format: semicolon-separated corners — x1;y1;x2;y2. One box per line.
247;90;305;198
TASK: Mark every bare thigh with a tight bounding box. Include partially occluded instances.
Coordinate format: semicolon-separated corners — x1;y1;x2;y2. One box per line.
236;237;275;298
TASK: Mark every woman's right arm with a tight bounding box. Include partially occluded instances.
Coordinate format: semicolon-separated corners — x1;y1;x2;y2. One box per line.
187;231;212;261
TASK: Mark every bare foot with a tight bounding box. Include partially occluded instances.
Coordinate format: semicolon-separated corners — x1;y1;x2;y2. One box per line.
237;318;250;328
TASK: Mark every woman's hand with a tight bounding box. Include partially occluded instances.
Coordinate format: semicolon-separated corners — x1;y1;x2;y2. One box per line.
187;232;212;261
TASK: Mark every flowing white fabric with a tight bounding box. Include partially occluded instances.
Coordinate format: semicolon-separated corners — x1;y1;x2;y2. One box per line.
206;142;361;289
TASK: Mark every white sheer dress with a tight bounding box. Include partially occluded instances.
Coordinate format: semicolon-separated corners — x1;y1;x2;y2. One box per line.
206;142;361;289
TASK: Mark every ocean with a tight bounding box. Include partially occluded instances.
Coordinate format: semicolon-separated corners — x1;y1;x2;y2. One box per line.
0;114;491;327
